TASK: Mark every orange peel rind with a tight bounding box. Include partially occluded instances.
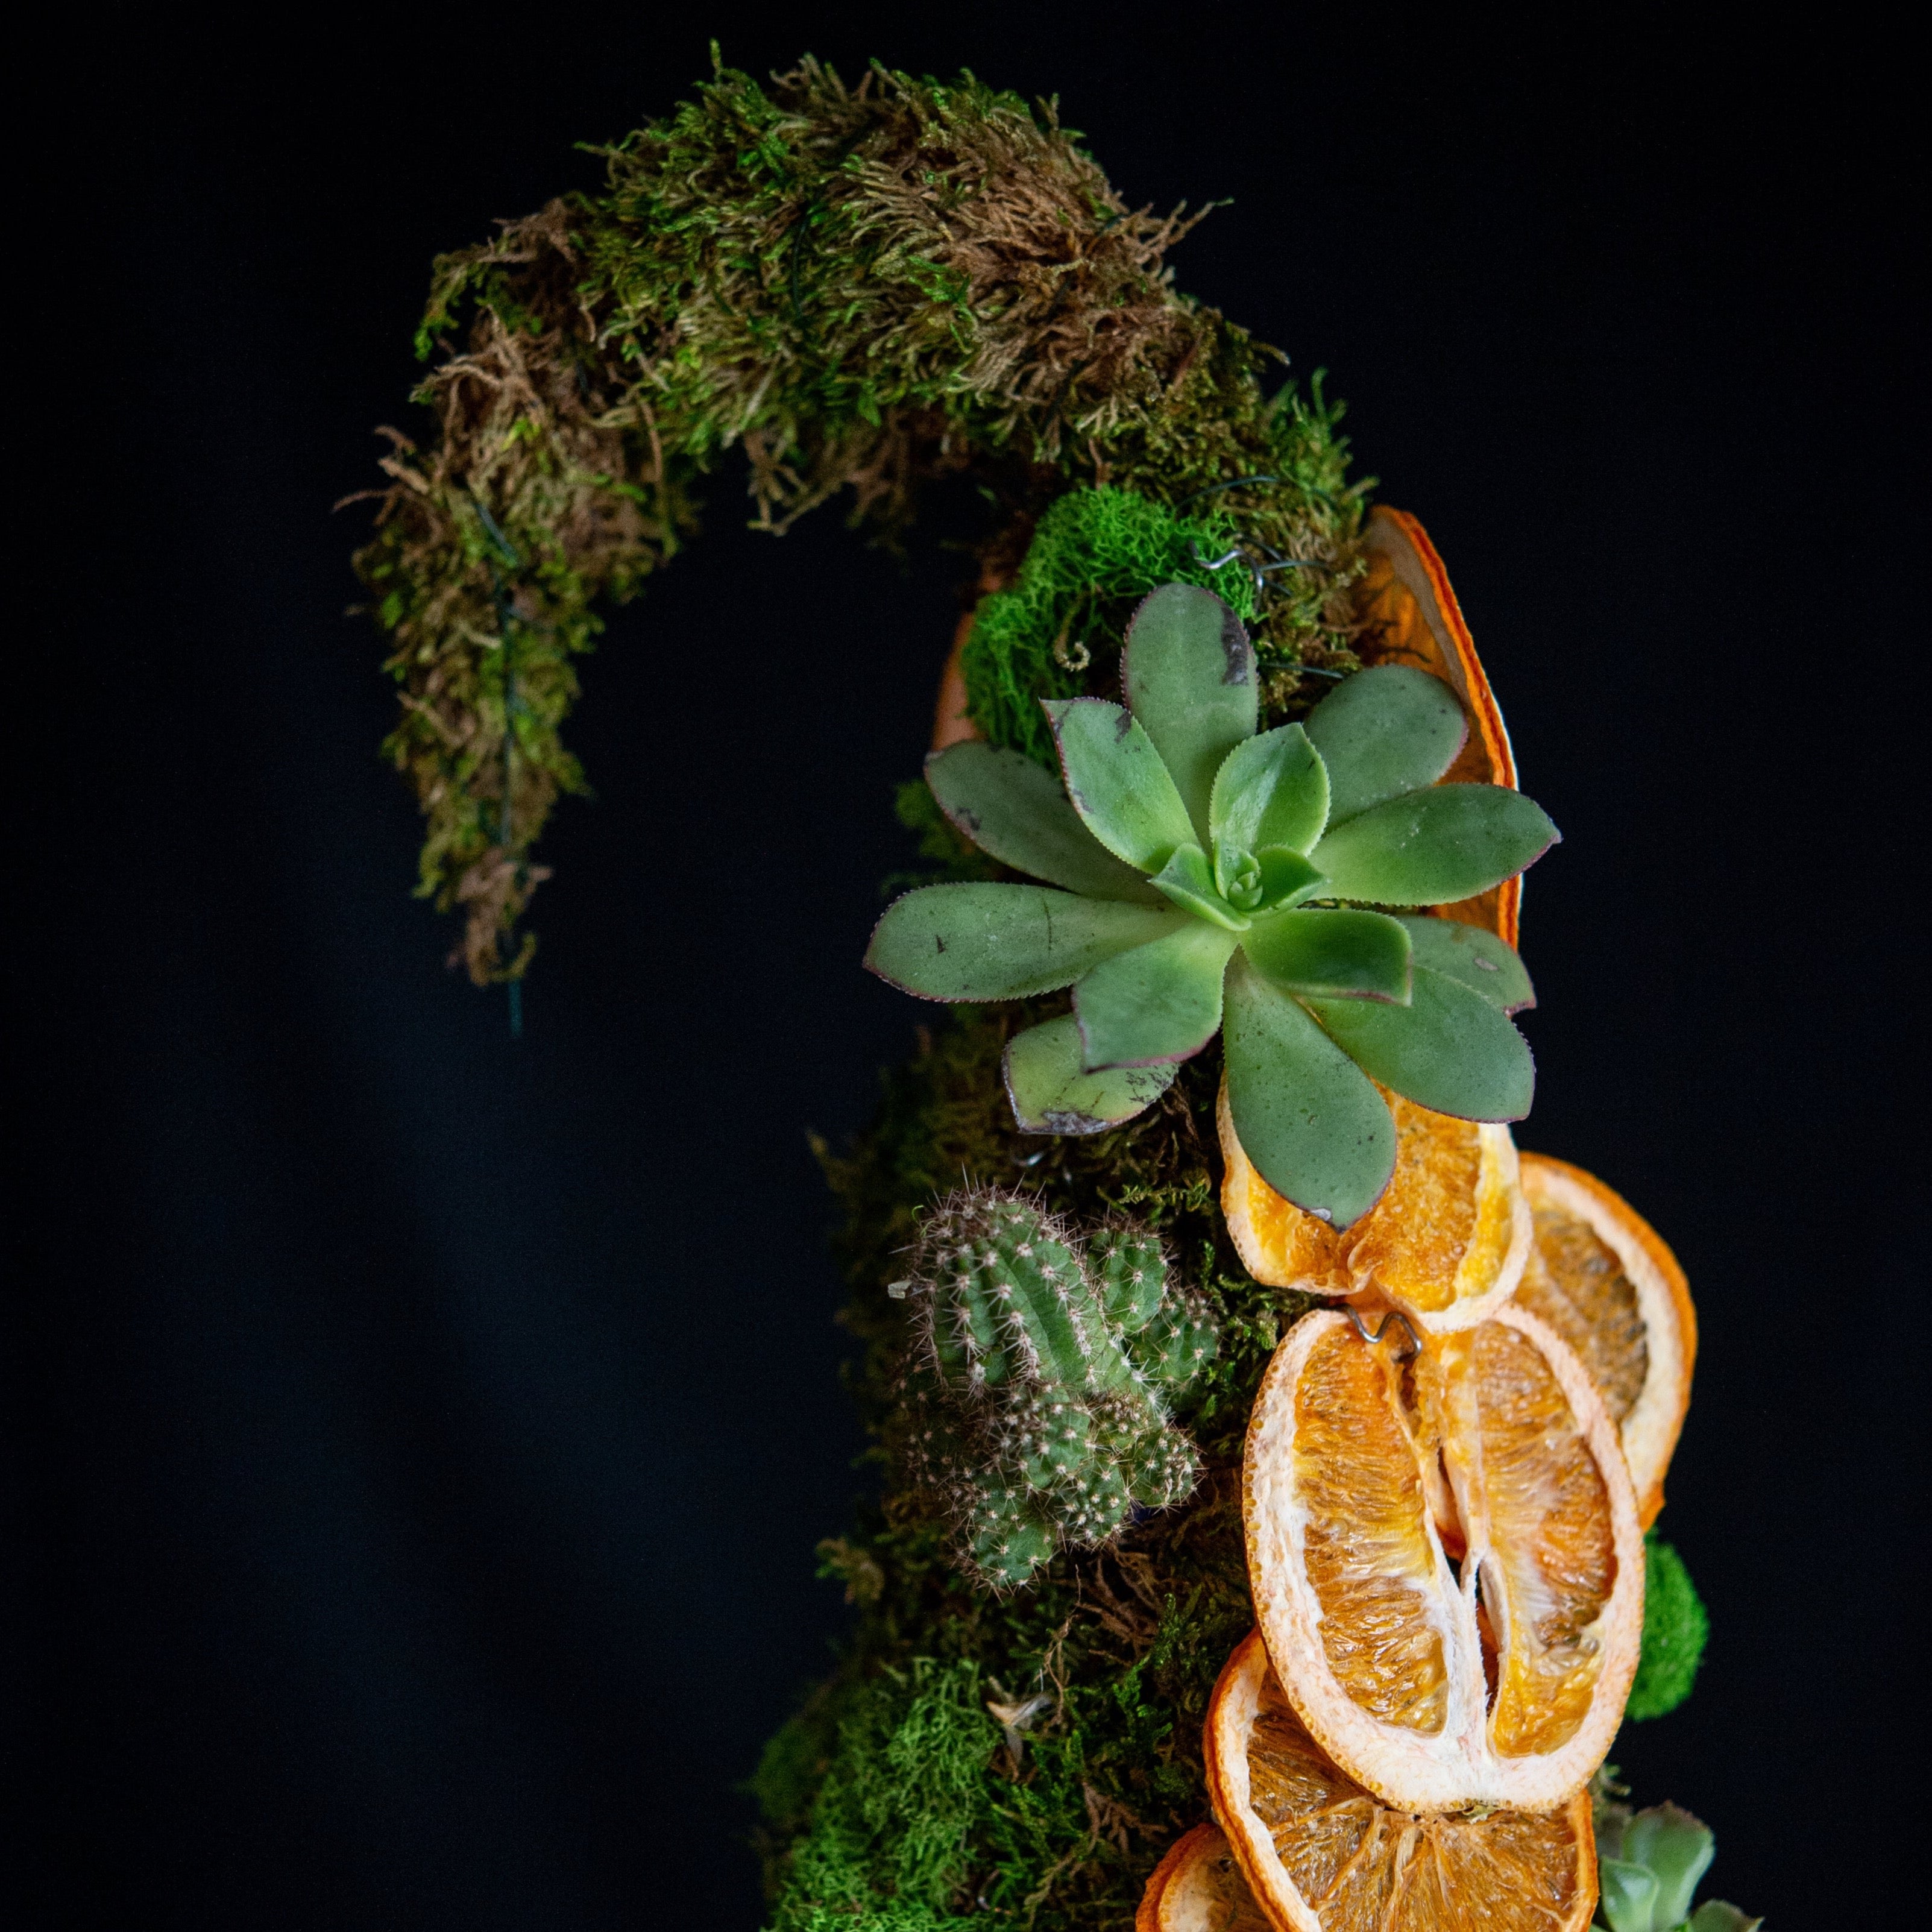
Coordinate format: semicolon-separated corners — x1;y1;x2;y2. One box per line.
1204;1629;1597;1932
1137;1820;1276;1932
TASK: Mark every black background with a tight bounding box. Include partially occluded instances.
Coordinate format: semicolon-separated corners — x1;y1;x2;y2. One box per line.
16;7;1918;1925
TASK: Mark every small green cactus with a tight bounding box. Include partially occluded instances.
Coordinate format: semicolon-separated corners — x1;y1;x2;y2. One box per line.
896;1191;1218;1587
867;581;1558;1227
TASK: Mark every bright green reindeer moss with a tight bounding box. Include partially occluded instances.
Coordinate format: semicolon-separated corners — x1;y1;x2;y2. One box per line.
961;486;1257;767
1627;1534;1711;1722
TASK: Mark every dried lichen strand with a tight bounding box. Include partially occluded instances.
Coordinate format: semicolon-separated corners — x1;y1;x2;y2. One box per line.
354;54;1368;981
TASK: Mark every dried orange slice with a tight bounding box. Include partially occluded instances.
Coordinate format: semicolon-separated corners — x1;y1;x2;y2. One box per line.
1204;1630;1597;1931
1514;1155;1696;1529
1220;1078;1531;1333
1137;1821;1276;1932
1244;1307;1642;1812
1358;508;1521;946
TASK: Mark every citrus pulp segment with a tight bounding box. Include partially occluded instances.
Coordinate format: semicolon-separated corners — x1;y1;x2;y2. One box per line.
1243;1308;1643;1812
1220;1079;1531;1332
1515;1154;1696;1528
1138;1822;1276;1932
1204;1631;1597;1932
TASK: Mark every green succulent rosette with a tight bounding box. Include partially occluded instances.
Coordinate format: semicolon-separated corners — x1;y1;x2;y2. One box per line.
1593;1798;1762;1932
866;584;1558;1226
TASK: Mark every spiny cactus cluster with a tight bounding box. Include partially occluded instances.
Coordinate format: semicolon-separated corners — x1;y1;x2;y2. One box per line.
895;1190;1219;1587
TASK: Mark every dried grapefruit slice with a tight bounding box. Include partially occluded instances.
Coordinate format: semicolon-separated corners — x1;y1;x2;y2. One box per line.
1220;1078;1531;1332
1244;1307;1642;1811
1514;1155;1696;1529
1204;1630;1597;1932
1137;1822;1276;1932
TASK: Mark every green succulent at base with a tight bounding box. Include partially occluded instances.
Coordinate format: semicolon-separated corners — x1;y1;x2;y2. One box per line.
1592;1789;1763;1932
866;582;1557;1226
896;1191;1218;1588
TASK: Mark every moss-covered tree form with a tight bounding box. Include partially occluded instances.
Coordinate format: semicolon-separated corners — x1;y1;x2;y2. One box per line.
358;50;1731;1932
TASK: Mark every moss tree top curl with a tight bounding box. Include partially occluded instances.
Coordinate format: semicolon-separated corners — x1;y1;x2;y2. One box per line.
353;51;1367;982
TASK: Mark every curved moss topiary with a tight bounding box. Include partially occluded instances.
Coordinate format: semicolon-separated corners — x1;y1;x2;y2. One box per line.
357;49;1734;1932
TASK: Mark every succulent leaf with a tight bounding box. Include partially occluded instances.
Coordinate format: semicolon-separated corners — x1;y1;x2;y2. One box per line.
1623;1806;1716;1928
1686;1905;1762;1931
1311;782;1559;907
1222;954;1396;1226
1150;843;1250;929
1241;906;1414;1003
1215;843;1264;908
1074;921;1238;1068
1599;1858;1663;1932
1304;663;1468;822
1251;846;1327;911
872;589;1564;1219
924;741;1161;903
1121;584;1257;840
1002;1014;1177;1134
1307;961;1535;1121
1396;913;1536;1012
1045;697;1197;871
1209;722;1330;858
1593;1795;1752;1932
866;885;1180;1001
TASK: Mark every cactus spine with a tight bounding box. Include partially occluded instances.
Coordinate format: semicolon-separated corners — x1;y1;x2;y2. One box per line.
897;1191;1219;1587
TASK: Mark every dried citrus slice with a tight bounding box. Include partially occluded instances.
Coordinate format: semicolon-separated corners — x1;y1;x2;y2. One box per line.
1204;1630;1597;1931
1358;507;1521;945
1137;1821;1276;1932
1514;1155;1696;1529
1220;1077;1531;1333
1244;1306;1643;1811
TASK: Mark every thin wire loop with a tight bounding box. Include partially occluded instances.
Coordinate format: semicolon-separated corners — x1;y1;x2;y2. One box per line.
1343;1305;1422;1359
1175;473;1281;508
